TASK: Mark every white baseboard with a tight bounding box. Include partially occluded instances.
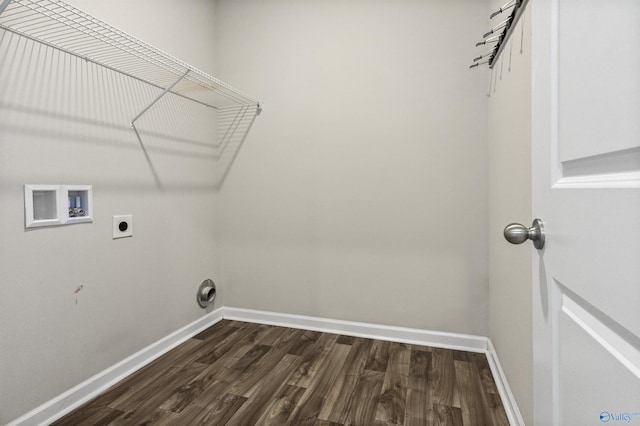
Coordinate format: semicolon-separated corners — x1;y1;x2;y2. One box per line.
10;306;522;426
222;306;489;353
486;339;525;426
7;308;225;426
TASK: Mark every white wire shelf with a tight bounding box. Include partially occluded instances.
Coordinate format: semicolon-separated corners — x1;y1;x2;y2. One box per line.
0;0;261;111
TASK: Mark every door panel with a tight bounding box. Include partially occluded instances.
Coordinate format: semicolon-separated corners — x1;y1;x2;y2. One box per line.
558;2;640;162
559;298;640;425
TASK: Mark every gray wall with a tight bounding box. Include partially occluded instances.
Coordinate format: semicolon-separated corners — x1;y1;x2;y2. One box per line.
487;4;533;424
0;1;220;423
215;0;491;335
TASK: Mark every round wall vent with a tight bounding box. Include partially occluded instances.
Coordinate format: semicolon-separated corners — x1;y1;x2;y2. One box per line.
197;279;216;308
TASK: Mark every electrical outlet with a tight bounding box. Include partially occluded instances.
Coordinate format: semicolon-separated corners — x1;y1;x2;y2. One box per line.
113;214;133;239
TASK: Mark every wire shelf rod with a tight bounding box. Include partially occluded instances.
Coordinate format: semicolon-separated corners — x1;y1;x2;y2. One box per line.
488;0;528;68
14;3;188;79
0;0;260;109
0;23;216;110
52;0;255;101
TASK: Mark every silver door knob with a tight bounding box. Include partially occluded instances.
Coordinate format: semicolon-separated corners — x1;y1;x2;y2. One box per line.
504;218;545;250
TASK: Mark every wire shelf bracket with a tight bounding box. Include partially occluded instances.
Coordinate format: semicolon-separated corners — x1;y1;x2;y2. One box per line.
131;69;191;129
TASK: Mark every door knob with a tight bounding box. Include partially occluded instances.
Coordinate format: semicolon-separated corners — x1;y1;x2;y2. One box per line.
503;218;545;250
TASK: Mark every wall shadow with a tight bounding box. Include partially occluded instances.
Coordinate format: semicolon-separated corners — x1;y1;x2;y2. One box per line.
0;29;259;191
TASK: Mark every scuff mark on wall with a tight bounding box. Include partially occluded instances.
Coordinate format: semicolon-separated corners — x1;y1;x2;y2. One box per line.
74;284;84;305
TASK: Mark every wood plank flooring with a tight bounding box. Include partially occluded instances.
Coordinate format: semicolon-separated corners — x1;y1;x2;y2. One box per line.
52;320;509;425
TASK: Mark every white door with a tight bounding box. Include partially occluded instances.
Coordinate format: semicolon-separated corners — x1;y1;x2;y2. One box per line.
531;0;640;425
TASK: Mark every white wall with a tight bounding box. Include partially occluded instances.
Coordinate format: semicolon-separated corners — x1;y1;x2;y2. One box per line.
487;4;533;424
0;1;220;423
215;0;490;335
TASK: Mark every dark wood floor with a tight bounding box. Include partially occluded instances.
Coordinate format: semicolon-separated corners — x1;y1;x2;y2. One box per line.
52;320;509;425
